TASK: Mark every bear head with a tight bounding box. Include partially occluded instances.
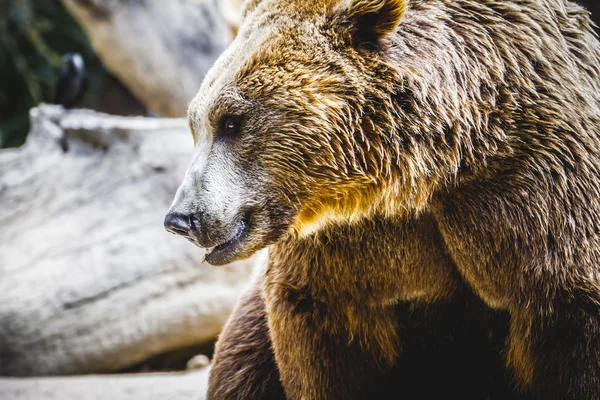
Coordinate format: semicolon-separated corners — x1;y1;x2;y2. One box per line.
166;0;477;265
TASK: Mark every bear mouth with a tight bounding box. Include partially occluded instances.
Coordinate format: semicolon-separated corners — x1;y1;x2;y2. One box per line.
203;217;250;265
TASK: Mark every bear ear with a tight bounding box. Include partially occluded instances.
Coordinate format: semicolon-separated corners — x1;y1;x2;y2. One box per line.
344;0;406;45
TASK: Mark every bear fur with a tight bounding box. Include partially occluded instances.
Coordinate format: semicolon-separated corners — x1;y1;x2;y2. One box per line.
208;216;527;399
165;0;600;399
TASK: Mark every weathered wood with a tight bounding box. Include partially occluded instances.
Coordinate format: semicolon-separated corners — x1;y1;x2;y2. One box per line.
60;0;234;117
0;105;258;376
0;368;210;400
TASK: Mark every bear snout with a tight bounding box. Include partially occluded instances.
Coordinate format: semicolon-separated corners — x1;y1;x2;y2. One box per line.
165;208;244;250
164;212;198;239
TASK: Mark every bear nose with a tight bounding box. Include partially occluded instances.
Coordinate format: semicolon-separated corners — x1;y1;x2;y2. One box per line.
164;213;196;236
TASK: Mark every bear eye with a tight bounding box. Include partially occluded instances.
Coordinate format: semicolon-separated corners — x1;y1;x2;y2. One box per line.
225;119;236;131
218;115;242;138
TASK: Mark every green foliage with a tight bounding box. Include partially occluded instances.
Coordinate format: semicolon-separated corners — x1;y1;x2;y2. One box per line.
0;0;105;148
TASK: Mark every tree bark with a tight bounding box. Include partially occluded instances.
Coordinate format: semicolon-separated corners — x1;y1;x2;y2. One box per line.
0;105;258;376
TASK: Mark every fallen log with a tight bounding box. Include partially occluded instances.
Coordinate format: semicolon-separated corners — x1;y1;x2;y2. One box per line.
0;105;258;376
0;368;210;400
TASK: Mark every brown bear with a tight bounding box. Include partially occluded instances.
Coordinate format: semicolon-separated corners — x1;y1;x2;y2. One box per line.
164;0;600;399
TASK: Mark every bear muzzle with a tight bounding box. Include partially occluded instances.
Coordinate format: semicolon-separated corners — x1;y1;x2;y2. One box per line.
164;212;197;238
164;210;252;265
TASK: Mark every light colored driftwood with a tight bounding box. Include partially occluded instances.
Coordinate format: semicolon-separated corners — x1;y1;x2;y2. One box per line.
0;105;258;376
60;0;234;117
0;368;210;400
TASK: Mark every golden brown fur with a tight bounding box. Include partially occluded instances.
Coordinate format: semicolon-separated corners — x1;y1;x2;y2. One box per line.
209;217;524;399
166;0;600;398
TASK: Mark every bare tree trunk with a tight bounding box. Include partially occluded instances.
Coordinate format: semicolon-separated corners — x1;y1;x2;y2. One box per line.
60;0;234;117
0;105;258;376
